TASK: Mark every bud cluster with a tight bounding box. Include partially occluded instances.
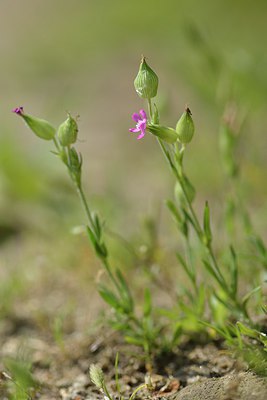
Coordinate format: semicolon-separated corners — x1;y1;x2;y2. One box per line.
12;107;81;186
131;57;195;146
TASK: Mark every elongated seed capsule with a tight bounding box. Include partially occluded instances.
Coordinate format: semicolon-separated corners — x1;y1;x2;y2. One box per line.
12;107;56;140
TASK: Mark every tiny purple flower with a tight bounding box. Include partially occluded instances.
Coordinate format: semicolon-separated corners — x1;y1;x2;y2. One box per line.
12;106;24;116
129;109;147;140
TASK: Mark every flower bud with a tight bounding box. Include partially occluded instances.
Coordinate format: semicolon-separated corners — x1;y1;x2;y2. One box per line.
12;107;56;140
176;107;195;144
57;113;78;146
134;57;159;99
147;123;178;144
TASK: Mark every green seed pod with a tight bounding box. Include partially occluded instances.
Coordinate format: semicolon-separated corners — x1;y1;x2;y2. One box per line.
147;123;178;144
134;57;159;99
17;110;56;141
57;113;78;146
176;107;195;144
175;175;196;205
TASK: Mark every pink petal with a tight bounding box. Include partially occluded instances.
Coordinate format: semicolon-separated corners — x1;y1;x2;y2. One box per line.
137;132;145;140
12;106;24;115
139;109;147;120
132;113;141;122
129;128;140;133
138;121;146;131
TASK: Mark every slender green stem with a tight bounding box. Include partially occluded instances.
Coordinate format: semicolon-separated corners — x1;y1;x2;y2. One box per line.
102;257;123;295
147;98;153;120
76;183;96;233
76;183;122;293
102;382;113;400
206;244;228;289
53;137;60;152
158;140;202;235
129;384;147;400
183;236;198;295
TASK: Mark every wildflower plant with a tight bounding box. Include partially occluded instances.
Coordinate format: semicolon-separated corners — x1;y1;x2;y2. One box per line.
13;56;267;369
129;56;266;353
12;107;160;358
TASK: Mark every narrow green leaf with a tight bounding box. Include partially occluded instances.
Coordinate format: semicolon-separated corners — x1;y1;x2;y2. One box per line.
176;252;195;284
203;201;212;245
143;288;152;317
236;322;259;340
125;336;144;346
86;226;107;259
115;269;134;312
166;200;182;224
98;286;121;311
202;259;221;286
229;245;238;297
92;212;102;240
182;207;197;230
242;286;261;308
171;324;183;346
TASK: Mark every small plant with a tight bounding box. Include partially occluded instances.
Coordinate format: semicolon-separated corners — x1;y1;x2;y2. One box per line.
3;356;37;400
89;355;147;400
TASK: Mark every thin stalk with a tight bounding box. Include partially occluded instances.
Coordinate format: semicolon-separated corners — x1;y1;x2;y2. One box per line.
53;137;60;152
129;384;147;400
75;183;122;295
147;98;153;120
76;183;96;233
183;236;198;295
158;140;202;235
102;382;113;400
102;257;123;296
206;244;228;288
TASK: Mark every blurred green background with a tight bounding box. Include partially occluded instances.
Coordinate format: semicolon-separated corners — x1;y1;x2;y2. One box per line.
0;0;266;284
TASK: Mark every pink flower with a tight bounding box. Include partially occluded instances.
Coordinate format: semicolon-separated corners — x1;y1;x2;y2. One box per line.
12;106;24;116
129;109;147;140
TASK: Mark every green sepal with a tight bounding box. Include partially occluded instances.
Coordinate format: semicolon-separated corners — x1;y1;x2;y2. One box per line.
147;123;178;143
